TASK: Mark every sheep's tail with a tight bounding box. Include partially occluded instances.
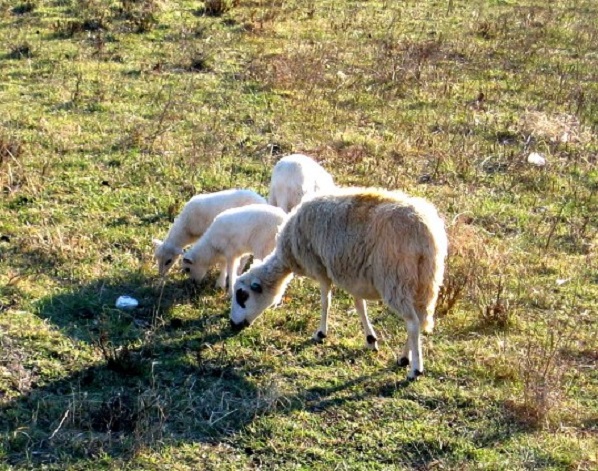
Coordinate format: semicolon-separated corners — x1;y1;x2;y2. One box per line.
417;212;449;334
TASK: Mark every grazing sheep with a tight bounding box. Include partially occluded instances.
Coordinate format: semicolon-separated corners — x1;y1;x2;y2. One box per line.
268;154;335;213
230;187;448;380
182;204;287;296
153;189;267;279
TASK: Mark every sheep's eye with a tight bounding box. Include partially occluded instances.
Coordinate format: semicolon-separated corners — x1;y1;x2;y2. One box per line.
235;289;249;309
165;259;172;266
184;267;190;274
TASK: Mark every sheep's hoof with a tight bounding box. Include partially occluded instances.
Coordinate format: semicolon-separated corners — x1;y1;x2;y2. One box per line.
366;335;378;351
313;331;327;343
407;369;423;381
398;357;410;368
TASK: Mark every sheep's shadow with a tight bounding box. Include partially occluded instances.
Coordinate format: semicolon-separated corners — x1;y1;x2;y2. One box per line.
1;272;543;469
32;270;220;345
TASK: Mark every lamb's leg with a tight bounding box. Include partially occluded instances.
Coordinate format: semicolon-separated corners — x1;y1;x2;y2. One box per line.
353;297;378;351
226;257;241;297
313;279;331;342
215;264;227;290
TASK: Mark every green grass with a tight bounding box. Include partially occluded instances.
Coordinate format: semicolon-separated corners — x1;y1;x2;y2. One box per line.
1;0;597;469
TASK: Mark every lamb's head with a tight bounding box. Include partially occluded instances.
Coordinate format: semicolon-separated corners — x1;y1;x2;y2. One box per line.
230;270;281;332
153;239;182;277
181;255;209;283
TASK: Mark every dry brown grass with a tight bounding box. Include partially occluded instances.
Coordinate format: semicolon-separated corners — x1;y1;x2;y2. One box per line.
519;110;593;144
436;215;489;318
505;325;575;430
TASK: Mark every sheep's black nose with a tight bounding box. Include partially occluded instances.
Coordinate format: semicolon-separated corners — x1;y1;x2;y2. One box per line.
230;319;249;332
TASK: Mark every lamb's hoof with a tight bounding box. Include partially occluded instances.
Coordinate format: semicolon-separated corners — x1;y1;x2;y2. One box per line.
366;335;379;351
312;331;327;343
398;357;410;368
407;369;423;381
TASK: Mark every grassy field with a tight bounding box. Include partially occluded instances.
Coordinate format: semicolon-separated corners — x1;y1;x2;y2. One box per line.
0;0;597;469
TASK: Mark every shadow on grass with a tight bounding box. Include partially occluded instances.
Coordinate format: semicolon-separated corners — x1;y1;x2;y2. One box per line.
32;270;202;345
1;271;547;469
1;268;250;466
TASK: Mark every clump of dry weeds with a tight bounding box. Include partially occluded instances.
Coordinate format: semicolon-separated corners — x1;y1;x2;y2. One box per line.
201;0;239;17
505;325;575;430
436;214;515;330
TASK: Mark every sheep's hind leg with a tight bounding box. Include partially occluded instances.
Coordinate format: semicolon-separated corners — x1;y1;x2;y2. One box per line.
389;298;423;380
312;279;332;343
354;297;378;351
398;343;411;368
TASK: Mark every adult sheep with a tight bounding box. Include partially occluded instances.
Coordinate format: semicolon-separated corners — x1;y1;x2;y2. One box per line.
230;187;448;381
268;154;335;213
182;204;287;296
153;189;266;279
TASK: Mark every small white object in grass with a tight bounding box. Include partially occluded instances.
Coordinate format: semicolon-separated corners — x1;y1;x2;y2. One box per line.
116;295;138;310
556;278;570;286
527;152;547;166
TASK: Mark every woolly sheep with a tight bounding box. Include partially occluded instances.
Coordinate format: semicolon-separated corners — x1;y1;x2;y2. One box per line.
182;204;287;296
229;187;448;381
153;189;267;279
268;154;335;213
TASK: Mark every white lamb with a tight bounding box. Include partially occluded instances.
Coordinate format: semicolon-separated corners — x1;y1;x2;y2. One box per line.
182;204;287;296
268;154;335;213
153;189;267;280
229;187;448;381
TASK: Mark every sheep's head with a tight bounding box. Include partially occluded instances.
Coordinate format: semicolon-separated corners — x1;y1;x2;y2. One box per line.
230;276;273;331
181;256;208;283
153;239;182;277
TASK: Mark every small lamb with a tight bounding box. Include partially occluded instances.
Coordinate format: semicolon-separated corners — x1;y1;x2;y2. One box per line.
182;204;287;296
268;154;335;213
153;189;266;278
230;187;448;381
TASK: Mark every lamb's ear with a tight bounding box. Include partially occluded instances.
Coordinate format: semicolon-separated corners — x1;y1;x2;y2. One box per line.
182;257;194;265
250;281;263;293
152;239;163;249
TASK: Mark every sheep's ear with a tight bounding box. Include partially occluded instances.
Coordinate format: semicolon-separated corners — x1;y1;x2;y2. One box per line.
152;239;163;249
183;257;193;265
250;281;263;293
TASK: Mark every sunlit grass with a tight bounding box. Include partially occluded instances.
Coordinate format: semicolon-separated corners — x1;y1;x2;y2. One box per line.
0;0;596;469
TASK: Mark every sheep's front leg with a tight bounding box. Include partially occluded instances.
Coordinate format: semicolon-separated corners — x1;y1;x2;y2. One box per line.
354;297;378;351
312;279;331;342
226;257;241;297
